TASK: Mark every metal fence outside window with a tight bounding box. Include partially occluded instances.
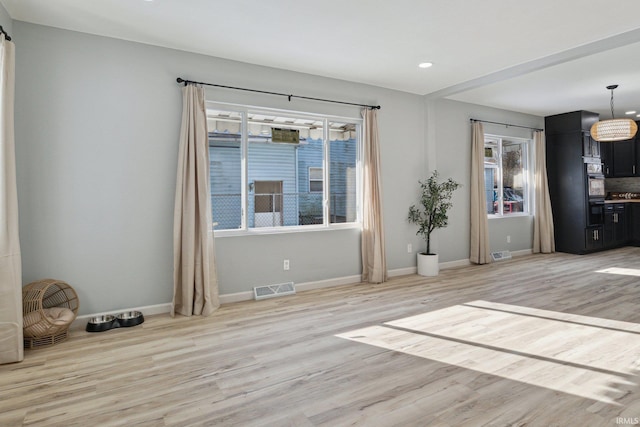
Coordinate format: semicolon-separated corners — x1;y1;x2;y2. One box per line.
212;192;355;229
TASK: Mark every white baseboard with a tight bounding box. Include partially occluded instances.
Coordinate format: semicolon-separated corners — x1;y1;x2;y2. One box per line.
218;274;363;304
512;249;533;257
439;258;472;269
388;266;417;277
74;249;536;325
296;274;362;292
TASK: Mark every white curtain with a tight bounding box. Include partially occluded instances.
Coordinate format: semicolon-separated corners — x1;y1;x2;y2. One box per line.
532;130;555;253
172;84;219;317
361;109;387;283
0;34;22;364
470;122;491;264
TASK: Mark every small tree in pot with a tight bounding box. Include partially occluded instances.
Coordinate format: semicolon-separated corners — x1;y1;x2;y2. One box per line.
408;170;461;276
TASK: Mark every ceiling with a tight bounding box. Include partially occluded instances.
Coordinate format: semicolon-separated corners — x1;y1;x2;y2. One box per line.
4;0;640;119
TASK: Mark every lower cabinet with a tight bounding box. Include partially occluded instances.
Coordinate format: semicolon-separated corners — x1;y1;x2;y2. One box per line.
604;203;627;248
586;226;604;251
631;204;640;245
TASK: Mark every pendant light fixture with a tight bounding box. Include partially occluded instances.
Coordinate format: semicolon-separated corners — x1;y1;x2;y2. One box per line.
590;84;638;142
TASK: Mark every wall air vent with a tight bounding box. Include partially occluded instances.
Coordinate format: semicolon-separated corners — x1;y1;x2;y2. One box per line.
491;251;512;262
254;282;296;300
271;128;300;144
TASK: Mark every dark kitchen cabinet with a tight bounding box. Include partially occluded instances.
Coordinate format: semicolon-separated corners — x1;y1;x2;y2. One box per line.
585;227;604;251
630;204;640;245
545;111;600;254
611;138;636;176
583;133;600;158
599;121;640;177
604;203;627;248
601;142;613;177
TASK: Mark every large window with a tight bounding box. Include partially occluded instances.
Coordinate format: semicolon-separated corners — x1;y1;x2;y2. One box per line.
484;135;531;216
208;104;361;232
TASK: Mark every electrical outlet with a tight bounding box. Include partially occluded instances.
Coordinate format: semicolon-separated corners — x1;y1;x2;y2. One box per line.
507;235;511;243
283;259;290;271
407;243;412;253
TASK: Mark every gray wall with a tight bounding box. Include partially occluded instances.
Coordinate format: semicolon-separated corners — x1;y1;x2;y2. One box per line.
13;21;544;315
430;99;544;260
13;22;426;314
0;3;11;35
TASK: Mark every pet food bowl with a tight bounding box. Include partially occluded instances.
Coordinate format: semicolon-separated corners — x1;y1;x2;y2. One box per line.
86;314;116;332
116;311;144;327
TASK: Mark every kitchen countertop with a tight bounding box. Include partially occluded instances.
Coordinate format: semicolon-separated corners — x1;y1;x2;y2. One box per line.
605;199;640;204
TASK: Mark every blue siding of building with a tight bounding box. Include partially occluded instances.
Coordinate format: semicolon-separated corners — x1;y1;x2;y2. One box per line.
247;141;297;227
211;134;357;228
329;139;357;221
210;142;241;230
296;138;324;218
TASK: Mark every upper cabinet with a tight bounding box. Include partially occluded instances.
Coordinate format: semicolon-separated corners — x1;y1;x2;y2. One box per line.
601;142;612;177
583;132;600;158
545;110;600;160
599;121;639;177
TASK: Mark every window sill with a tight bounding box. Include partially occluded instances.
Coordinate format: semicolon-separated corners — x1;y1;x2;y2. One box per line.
214;222;362;237
488;212;532;219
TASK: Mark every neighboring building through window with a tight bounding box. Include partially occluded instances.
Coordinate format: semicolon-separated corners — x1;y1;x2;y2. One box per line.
484;135;530;216
207;105;361;232
309;167;323;192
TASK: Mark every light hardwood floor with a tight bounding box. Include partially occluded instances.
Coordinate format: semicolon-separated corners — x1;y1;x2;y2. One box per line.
4;247;640;426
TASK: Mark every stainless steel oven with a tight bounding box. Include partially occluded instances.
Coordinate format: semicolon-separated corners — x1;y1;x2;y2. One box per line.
586;162;605;200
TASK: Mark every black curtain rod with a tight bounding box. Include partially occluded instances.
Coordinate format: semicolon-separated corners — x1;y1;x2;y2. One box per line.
176;77;381;110
0;26;11;41
470;118;542;132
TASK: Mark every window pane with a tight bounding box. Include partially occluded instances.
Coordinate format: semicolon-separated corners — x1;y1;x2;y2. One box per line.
207;104;362;232
329;122;358;223
484;167;498;214
247;114;325;227
309;167;323;180
483;137;529;217
502;141;524;214
209;109;242;230
309;180;323;192
309;167;323;193
484;140;499;215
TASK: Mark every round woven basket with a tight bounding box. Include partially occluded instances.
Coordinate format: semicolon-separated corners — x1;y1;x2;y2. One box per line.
22;279;79;349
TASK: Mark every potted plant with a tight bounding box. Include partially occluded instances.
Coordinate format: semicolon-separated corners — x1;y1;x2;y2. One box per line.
408;170;461;276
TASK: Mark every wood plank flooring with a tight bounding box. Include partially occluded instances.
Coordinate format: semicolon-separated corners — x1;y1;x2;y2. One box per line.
3;247;640;426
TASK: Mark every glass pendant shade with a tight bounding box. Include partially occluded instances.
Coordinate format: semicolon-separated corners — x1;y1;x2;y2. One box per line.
590;118;638;142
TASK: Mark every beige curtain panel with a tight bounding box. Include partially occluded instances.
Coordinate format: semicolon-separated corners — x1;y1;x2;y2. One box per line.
0;35;23;364
172;84;219;317
470;122;491;264
532;130;555;253
361;109;387;283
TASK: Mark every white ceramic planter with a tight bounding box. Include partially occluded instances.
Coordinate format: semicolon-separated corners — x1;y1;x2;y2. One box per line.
417;253;439;276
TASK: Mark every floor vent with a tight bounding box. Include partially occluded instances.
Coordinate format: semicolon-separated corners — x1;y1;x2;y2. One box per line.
254;282;296;300
491;250;512;262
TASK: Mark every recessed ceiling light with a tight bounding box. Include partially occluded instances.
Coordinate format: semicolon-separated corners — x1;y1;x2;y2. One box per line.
626;111;636;115
418;62;433;69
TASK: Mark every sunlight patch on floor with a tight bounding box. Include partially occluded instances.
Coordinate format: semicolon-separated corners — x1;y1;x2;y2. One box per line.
336;300;640;404
595;267;640;277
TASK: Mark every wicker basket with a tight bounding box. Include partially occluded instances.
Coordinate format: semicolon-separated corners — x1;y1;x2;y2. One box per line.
22;279;79;349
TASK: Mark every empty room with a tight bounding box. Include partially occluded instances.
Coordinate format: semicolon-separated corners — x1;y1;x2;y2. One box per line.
2;1;640;426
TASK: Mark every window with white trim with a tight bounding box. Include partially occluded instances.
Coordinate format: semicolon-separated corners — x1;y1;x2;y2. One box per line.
208;104;362;232
484;135;531;216
309;167;323;193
